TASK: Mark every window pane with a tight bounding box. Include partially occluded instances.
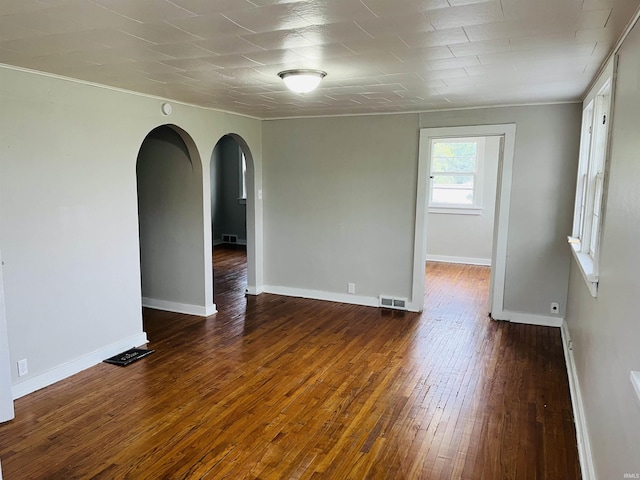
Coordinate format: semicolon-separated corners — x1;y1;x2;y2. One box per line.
429;140;479;207
433;142;477;158
432;156;476;173
432;142;477;173
432;187;474;205
589;174;604;257
432;174;474;186
240;153;247;199
431;174;474;204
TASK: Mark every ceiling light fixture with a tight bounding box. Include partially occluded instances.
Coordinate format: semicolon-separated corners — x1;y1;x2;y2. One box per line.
278;69;327;93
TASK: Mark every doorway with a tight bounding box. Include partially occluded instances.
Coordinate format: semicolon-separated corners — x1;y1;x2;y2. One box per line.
411;124;517;318
210;135;254;306
136;125;211;315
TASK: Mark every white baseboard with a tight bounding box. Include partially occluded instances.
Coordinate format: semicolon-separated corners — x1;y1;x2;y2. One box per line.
262;285;379;308
426;254;491;266
245;285;263;296
492;309;563;327
213;240;247;246
12;332;148;400
561;321;596;480
142;297;216;316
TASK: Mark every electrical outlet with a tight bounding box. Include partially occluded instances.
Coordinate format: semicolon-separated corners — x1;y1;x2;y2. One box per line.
17;359;28;377
348;283;356;294
550;302;560;314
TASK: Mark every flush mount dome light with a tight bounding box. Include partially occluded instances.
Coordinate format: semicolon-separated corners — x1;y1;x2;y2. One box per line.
278;69;327;93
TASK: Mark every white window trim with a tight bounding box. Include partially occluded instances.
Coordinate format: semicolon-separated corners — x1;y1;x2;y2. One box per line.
569;63;614;297
428;206;483;215
428;137;485;213
239;151;247;204
568;239;598;296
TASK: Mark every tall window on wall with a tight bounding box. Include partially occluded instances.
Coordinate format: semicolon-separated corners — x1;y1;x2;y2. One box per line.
239;151;247;204
569;78;612;297
429;137;484;214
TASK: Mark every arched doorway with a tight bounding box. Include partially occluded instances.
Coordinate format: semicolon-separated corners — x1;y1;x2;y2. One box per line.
136;125;210;315
210;134;256;307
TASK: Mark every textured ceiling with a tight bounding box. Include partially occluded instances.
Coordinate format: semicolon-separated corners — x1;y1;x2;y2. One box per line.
1;0;638;118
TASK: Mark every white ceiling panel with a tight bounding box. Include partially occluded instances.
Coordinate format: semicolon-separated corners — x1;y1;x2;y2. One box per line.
355;13;434;37
0;0;638;118
399;27;469;48
222;4;315;33
462;20;536;42
427;1;505;29
168;14;253;38
289;43;355;60
427;55;481;70
239;29;316;50
91;0;196;23
42;1;139;30
361;0;450;16
163;0;257;16
448;38;511;56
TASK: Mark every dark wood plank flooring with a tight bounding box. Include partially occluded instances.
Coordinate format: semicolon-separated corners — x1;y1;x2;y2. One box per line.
0;246;580;479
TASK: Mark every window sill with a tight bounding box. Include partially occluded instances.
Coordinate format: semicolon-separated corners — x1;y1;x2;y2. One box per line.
568;237;598;297
428;206;482;215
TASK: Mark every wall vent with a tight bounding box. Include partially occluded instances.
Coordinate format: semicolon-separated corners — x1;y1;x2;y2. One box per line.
222;234;238;244
379;296;408;311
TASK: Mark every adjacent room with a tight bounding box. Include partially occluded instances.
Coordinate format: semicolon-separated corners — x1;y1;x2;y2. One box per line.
1;0;639;478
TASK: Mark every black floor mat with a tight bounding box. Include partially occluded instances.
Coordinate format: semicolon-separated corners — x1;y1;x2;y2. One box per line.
103;348;154;367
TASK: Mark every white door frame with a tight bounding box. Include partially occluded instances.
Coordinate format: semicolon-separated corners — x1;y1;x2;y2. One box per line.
0;248;15;422
409;124;517;316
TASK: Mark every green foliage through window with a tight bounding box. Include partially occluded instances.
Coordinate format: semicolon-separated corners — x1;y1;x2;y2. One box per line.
430;140;479;206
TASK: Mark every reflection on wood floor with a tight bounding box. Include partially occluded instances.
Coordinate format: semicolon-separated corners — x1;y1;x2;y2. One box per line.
0;247;580;479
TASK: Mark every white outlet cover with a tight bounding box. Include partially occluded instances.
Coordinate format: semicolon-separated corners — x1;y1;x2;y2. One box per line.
17;359;28;376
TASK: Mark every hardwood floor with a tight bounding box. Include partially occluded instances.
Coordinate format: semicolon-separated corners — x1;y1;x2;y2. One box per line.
0;247;580;479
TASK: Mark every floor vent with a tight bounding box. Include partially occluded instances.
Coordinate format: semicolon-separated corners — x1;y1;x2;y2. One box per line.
379;296;408;310
222;234;238;244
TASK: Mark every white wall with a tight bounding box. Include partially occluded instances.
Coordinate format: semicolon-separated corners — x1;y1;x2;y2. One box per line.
565;20;640;479
426;136;500;265
263;104;580;317
263;114;420;303
420;105;581;317
0;65;262;395
137;126;205;307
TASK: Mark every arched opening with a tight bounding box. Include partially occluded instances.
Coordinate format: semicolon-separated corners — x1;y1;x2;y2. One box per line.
210;134;255;308
136;125;208;315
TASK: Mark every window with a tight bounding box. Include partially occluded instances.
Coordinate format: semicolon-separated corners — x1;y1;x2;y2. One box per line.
429;137;484;214
569;79;612;297
239;151;247;203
